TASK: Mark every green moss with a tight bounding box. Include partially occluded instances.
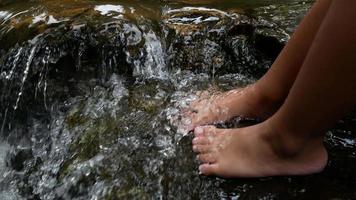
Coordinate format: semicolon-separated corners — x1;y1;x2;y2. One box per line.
104;186;150;200
71;115;122;160
76;127;100;160
98;166;112;180
128;81;170;114
65;102;89;129
59;155;79;180
60;113;124;179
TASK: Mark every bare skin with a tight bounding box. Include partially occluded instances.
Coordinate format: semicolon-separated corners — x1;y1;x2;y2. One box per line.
191;0;356;177
187;0;332;129
193;125;327;177
186;85;277;127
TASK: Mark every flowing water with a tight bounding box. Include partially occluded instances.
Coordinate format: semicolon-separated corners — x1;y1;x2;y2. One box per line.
1;0;356;199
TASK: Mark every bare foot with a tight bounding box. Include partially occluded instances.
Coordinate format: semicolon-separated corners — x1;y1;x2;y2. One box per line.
192;123;328;178
185;84;281;130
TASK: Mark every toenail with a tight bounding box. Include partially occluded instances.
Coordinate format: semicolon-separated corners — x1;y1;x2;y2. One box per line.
198;165;203;173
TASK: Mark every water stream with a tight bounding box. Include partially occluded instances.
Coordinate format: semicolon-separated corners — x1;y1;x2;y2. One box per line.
1;0;356;199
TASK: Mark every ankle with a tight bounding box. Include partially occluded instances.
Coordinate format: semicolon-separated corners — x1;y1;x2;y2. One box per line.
253;82;285;109
260;120;309;157
247;84;283;118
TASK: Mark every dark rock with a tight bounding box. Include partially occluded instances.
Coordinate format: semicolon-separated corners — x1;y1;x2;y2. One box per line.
163;7;285;77
254;33;284;60
2;1;356;200
7;147;33;171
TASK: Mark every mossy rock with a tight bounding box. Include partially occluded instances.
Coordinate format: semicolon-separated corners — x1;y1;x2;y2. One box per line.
128;81;171;113
105;186;150;200
65;102;89;129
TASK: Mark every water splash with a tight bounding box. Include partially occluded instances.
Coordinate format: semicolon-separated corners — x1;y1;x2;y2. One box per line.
2;1;356;200
135;30;168;79
95;4;125;19
0;142;19;200
14;46;36;110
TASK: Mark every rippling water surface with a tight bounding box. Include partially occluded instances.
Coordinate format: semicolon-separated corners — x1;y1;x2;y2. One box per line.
1;0;356;199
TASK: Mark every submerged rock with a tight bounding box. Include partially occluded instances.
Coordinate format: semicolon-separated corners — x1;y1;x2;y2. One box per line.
163;7;271;76
2;1;356;200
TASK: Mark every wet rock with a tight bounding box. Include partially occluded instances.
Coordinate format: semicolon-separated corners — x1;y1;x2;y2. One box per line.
0;23;130;138
253;1;312;34
254;32;284;59
0;5;164;138
103;183;151;199
162;6;287;77
128;80;172;113
163;7;237;74
7;147;33;171
1;1;356;200
246;1;312;60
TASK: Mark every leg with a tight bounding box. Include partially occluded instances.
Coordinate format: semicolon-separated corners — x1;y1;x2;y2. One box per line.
254;0;332;102
193;0;356;177
186;0;332;129
266;0;356;153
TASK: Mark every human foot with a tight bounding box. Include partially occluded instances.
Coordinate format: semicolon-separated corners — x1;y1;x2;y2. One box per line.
185;84;281;130
192;124;328;178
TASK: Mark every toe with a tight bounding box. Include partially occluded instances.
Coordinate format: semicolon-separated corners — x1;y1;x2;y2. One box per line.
195;125;218;137
189;100;200;108
201;125;218;137
197;153;217;164
194;126;205;137
199;163;219;176
192;144;211;153
192;137;210;145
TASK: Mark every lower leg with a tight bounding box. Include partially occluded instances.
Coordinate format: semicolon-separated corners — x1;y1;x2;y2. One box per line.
193;0;356;177
186;0;332;128
254;0;332;103
266;0;356;154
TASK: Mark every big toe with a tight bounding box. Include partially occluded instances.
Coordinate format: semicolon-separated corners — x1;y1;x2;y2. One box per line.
192;137;210;145
194;125;217;137
193;126;219;153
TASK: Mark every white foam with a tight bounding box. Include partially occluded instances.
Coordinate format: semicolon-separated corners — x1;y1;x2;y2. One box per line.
0;142;9;175
167;16;220;25
94;5;125;16
0;142;18;200
131;30;168;79
47;15;61;24
165;7;230;17
32;13;47;24
0;11;10;19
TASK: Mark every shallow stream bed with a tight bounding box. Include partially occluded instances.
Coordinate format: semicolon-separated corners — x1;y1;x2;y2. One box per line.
1;0;356;199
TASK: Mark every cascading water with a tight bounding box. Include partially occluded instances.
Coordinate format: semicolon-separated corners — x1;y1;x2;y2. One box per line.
1;0;356;199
